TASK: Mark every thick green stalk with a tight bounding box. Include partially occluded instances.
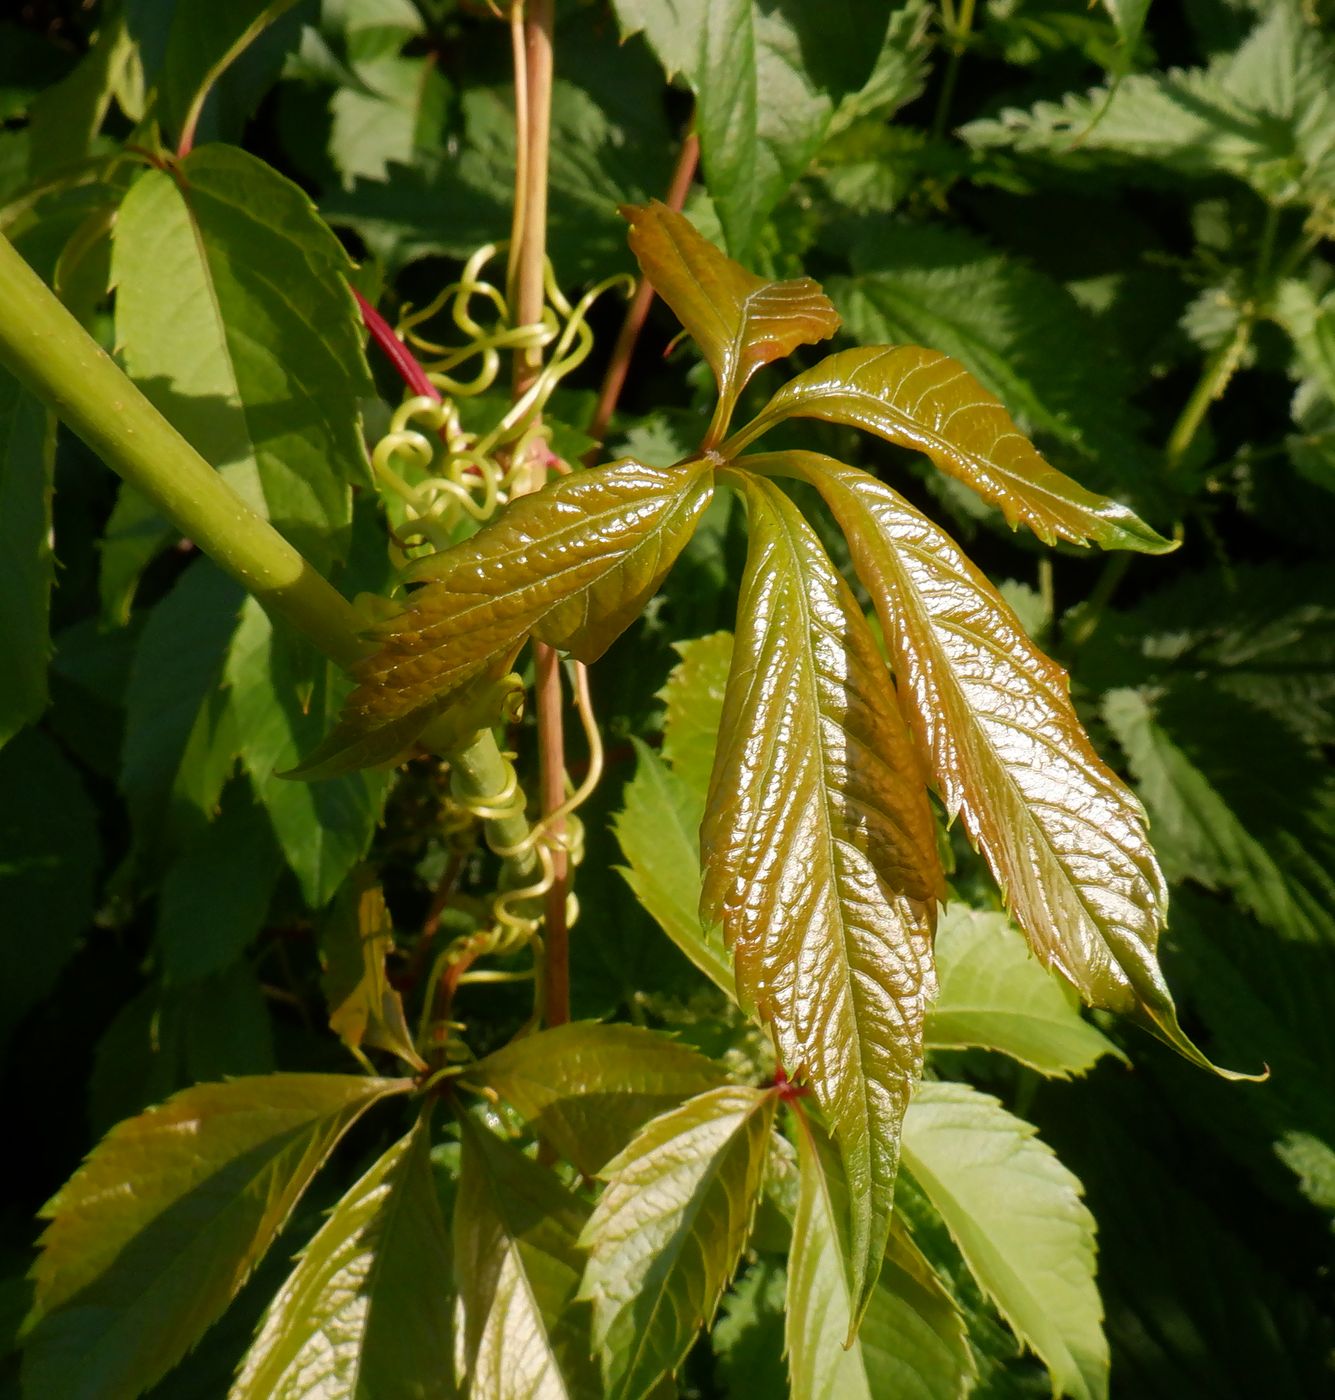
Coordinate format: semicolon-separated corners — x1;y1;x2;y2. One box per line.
0;231;535;863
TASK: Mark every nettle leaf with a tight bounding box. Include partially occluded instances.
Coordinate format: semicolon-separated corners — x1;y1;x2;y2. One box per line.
324;458;713;764
320;870;424;1070
469;1021;726;1176
233;1117;453;1400
22;1074;410;1400
926;909;1125;1078
702;473;942;1318
750;452;1234;1075
727;349;1173;552
901;1081;1108;1400
113;143;372;572
0;370;53;747
455;1112;594;1399
578;1084;778;1400
623;201;839;435
788;1114;974;1400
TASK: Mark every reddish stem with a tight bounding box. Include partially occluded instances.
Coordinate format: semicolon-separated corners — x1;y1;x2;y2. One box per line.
774;1066;811;1102
354;287;443;403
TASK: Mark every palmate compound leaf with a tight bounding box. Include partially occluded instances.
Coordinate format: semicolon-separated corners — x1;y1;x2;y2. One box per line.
701;472;944;1323
788;1112;974;1400
231;1116;453;1399
578;1085;778;1400
300;458;714;776
454;1111;595;1399
22;1074;411;1400
745;451;1252;1078
468;1021;726;1176
901;1081;1108;1400
725;348;1175;553
622;201;840;437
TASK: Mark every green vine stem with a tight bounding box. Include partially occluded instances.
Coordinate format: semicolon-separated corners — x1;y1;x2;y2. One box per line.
0;230;537;868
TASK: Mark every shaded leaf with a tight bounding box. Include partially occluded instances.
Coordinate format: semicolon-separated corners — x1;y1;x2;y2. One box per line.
702;472;942;1316
233;1117;453;1399
623;201;839;433
926;909;1125;1077
658;630;734;798
712;1258;788;1400
469;1021;725;1177
901;1081;1108;1400
113;144;372;572
455;1112;594;1399
787;1113;974;1400
23;1074;410;1400
97;483;174;627
320;870;424;1070
579;1085;777;1400
728;350;1173;552
749;452;1233;1075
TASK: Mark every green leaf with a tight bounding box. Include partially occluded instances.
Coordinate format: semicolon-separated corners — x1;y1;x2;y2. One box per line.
579;1084;778;1400
0;370;53;748
787;1113;974;1400
469;1021;726;1177
155;779;284;981
614;739;733;997
22;1073;410;1400
712;1259;788;1400
232;1117;453;1399
97;483;175;627
703;473;942;1318
749;452;1235;1076
0;728;99;1055
659;630;734;799
926;909;1125;1077
320;870;425;1070
330;458;714;758
455;1111;594;1399
901;1081;1108;1400
226;596;390;905
622;201;839;435
729;350;1173;552
112;144;372;572
120;556;245;866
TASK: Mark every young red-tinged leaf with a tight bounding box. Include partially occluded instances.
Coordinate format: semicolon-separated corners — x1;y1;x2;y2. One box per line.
468;1021;726;1176
578;1085;778;1400
622;202;840;439
727;347;1175;553
326;458;713;761
901;1081;1108;1400
232;1117;453;1399
702;473;943;1320
455;1112;595;1400
22;1074;411;1399
320;870;425;1071
749;451;1251;1077
788;1113;974;1400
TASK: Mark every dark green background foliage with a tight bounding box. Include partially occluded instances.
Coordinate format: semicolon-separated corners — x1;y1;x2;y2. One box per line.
2;0;1335;1395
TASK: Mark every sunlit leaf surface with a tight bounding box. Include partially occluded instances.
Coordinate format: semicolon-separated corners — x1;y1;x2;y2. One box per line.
702;473;942;1318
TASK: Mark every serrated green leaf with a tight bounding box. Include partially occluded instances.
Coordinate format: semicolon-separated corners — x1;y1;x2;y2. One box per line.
112;144;372;572
712;1258;788;1400
702;472;942;1318
328;459;714;761
729;351;1173;552
579;1084;777;1400
469;1021;726;1177
902;1081;1108;1400
320;870;424;1070
788;1113;974;1400
0;728;99;1056
622;201;839;435
614;740;733;997
22;1073;410;1400
24;11;132;178
226;596;390;903
0;369;53;748
658;630;734;798
232;1116;453;1400
455;1112;594;1399
926;909;1125;1077
749;452;1236;1076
